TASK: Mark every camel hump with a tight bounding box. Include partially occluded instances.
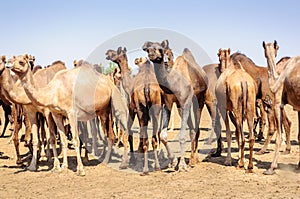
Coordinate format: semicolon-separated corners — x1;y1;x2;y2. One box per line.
182;48;208;85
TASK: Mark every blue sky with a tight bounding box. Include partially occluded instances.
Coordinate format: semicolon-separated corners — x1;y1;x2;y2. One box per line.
1;0;300;68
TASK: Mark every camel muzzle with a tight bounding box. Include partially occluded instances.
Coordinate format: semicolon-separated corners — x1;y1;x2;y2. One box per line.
5;62;14;69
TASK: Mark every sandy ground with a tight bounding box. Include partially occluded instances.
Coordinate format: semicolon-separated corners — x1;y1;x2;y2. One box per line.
0;105;300;199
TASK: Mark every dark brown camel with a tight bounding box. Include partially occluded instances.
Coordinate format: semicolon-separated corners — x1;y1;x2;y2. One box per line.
262;40;300;175
142;40;208;170
215;49;256;171
132;57;161;175
230;52;291;155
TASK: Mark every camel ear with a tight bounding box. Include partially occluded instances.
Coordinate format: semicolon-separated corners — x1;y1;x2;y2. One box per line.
228;48;231;55
142;41;152;51
262;41;266;49
274;40;279;50
73;59;77;67
123;47;127;53
217;48;222;56
117;47;122;55
24;54;29;60
1;55;6;62
161;39;169;49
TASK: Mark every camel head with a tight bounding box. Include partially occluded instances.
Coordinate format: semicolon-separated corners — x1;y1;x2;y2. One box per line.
142;40;170;62
6;54;32;76
217;48;231;72
134;57;151;67
106;47;127;64
0;55;6;73
263;40;279;78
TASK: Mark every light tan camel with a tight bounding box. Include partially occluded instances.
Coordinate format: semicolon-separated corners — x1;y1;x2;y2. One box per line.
7;54;129;176
215;49;256;171
262;40;300;175
0;56;65;170
133;57;161;175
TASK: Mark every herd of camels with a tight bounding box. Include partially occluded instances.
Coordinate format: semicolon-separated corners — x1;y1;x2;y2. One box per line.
0;39;299;176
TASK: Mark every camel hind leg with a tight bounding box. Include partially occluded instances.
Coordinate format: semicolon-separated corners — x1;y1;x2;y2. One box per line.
150;104;161;171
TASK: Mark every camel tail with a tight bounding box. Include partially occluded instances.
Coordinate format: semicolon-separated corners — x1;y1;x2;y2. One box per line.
241;81;248;119
111;86;129;131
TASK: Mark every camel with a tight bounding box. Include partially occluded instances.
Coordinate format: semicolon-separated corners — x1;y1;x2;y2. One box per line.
0;56;65;167
262;40;300;175
215;48;256;171
142;40;208;170
133;57;161;175
106;47;136;163
229;52;291;155
7;54;129;176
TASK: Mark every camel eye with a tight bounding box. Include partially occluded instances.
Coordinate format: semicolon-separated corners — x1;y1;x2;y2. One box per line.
19;61;24;65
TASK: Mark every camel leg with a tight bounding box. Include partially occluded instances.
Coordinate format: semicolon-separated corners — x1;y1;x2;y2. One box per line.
0;102;11;137
26;112;39;171
128;107;136;163
139;109;149;175
205;98;222;157
187;98;202;167
264;103;283;175
222;113;231;166
39;115;47;161
256;108;276;155
67;112;85;176
150;104;161;171
282;109;291;154
23;107;32;153
12;105;23;165
246;108;255;172
45;113;60;172
236;116;245;169
159;105;175;166
52;115;69;171
90;118;99;158
178;100;192;172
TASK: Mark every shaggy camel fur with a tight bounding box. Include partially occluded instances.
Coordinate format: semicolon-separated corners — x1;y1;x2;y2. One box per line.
262;40;300;175
215;49;256;171
133;57;161;175
7;55;129;176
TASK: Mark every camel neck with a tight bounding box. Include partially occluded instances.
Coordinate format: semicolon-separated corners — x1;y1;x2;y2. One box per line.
18;69;50;107
0;69;31;105
117;60;130;76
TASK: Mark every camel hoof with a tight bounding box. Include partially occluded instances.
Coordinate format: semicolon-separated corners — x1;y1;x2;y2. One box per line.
210;151;222;157
119;163;129;170
281;149;291;155
246;169;254;173
224;160;232;166
178;166;188;172
16;159;23;165
51;167;62;173
155;167;161;172
77;169;86;176
255;150;265;155
140;171;149;176
26;165;37;171
263;169;276;175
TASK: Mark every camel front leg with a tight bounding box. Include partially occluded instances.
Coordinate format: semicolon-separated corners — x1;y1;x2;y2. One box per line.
68;112;85;176
264;103;283;175
45;113;61;172
297;112;300;170
27;112;39;171
52;115;69;172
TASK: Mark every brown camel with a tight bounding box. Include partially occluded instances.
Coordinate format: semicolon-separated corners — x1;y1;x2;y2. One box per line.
215;48;256;171
7;54;129;176
0;56;65;168
262;40;300;175
133;57;161;175
142;40;208;170
230;52;291;155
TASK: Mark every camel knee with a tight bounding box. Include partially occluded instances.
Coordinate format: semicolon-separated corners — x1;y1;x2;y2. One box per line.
160;128;168;142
